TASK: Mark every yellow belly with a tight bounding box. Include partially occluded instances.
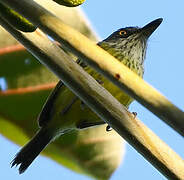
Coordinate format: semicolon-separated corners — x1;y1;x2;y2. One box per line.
43;50;143;130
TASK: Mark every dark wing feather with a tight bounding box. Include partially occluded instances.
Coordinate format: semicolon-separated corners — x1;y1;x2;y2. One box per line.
38;59;87;127
38;80;64;127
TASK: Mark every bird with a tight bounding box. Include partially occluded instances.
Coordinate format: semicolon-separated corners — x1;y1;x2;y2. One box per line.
11;18;163;174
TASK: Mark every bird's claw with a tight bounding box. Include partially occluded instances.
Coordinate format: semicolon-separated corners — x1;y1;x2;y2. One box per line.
132;112;137;118
106;125;112;132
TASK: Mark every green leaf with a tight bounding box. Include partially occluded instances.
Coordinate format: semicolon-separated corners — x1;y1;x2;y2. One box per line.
0;2;36;32
0;2;124;179
53;0;85;7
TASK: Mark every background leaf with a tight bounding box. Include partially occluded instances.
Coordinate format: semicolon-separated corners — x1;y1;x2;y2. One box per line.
0;1;125;179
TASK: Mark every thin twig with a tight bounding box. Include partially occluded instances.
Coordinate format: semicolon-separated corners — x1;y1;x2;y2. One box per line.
0;17;184;180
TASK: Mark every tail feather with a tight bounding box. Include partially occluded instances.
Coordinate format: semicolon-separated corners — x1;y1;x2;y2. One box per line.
11;128;53;174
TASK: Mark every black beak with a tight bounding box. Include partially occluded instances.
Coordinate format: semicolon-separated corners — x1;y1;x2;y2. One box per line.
141;18;163;38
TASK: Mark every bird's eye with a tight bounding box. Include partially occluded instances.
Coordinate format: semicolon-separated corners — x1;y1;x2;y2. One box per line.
119;30;127;36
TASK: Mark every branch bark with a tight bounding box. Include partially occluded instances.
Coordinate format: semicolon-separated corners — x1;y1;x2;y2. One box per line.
0;16;184;179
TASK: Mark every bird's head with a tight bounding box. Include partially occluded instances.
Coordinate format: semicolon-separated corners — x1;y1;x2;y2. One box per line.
101;18;163;65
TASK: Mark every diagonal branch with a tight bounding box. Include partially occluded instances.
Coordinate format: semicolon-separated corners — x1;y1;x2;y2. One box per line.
1;0;184;137
0;16;184;180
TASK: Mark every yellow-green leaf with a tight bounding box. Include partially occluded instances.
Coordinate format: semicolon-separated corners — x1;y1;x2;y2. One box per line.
0;1;125;179
53;0;85;7
0;2;36;32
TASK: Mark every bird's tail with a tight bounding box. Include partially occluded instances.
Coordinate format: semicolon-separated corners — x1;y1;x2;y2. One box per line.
11;128;53;174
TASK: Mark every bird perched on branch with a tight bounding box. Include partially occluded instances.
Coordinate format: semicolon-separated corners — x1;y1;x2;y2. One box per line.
11;18;163;173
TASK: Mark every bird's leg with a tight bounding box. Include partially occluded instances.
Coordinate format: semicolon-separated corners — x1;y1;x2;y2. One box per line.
76;120;106;129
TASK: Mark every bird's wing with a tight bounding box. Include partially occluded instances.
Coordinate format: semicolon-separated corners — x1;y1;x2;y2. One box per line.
38;80;64;127
38;52;106;128
37;58;88;127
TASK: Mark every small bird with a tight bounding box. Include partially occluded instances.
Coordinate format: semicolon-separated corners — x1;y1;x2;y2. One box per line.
11;18;163;173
